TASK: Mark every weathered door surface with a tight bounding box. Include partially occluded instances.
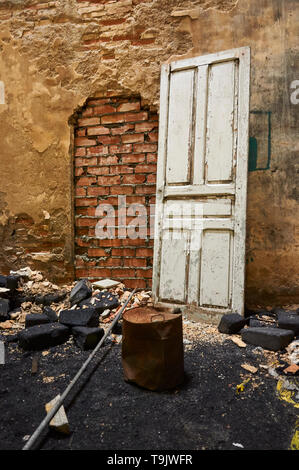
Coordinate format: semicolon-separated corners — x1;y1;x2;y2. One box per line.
153;47;250;322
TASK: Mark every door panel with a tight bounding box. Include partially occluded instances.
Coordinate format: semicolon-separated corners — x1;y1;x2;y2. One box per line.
166;69;194;184
153;47;250;321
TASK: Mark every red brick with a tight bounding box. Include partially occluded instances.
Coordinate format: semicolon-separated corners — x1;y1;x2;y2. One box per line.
117;102;140;113
147;153;157;163
111;124;135;135
75;197;97;207
87;186;110;196
148;131;158;142
110;165;133;174
87;145;109;156
101;196;119;205
77;268;112;278
97;135;120;145
101;114;125;125
87;126;110;136
81;107;93;117
75;147;86;157
121;133;144;144
135;122;158;133
126;196;146;204
110;185;133;195
75;137;97;147
88;248;107;256
109;144;132;154
136;248;153;257
102;257;122;267
125;278;147;289
87;166;109;175
136;268;153;279
133;143;157;153
97;175;121;185
76;187;86;196
135;164;156;173
121;238;146;246
76;176;97;186
87;98;111;106
75;237;91;247
112;248;135;256
99;239;122;247
75;217;96;227
135;185;156;194
76;128;86;137
93;104;116;115
75;167;84;176
122;174;146;184
76;207;89;216
110;268;135;277
98;155;119;165
77;117;101;127
122;153;145;164
123;111;148;122
147;174;156;183
75;156;97;166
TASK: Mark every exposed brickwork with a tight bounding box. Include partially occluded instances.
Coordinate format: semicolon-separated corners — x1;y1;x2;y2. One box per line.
74;96;158;288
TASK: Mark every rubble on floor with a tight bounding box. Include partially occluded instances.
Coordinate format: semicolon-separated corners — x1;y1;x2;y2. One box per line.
0;267;152;352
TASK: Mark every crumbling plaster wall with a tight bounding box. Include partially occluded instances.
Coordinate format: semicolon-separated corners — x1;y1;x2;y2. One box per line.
0;0;298;306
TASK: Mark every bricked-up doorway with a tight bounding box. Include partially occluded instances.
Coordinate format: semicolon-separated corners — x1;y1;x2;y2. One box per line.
74;96;158;289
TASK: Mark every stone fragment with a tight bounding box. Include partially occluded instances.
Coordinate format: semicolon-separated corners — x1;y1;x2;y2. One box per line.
59;307;98;327
92;279;120;289
241;327;294;351
70;279;92;306
283;364;299;375
18;323;70;350
43;306;58;322
218;313;247;334
277;312;299;335
45;394;70;435
241;363;258;374
25;314;51;328
72;326;104;350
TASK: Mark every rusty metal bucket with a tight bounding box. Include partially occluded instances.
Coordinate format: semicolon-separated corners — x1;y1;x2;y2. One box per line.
121;307;184;391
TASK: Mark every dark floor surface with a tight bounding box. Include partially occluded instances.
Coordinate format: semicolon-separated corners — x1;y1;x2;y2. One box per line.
0;336;298;451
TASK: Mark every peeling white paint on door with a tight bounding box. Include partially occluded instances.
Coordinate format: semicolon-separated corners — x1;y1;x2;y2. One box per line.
0;81;4;104
153;47;250;321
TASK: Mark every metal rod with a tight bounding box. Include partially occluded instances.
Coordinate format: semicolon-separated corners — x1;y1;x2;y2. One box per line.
22;288;136;450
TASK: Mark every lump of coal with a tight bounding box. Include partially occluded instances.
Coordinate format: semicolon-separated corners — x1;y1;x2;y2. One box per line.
218;313;247;334
277;312;299;336
59;307;98;327
35;291;67;306
0;298;10;321
25;314;51;328
241;327;294;351
79;291;119;313
18;323;70;351
69;279;92;306
43;306;58;322
72;326;104;350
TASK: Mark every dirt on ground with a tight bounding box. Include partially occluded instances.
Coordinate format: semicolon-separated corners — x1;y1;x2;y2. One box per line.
1;313;298;451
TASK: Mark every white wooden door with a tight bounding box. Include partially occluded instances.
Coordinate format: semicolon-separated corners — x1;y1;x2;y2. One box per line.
153;47;250;322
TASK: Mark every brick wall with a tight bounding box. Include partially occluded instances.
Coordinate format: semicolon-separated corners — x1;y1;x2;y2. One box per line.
74;96;158;289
